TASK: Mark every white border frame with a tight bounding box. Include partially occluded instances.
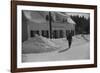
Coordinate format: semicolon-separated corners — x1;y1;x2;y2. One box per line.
17;5;94;68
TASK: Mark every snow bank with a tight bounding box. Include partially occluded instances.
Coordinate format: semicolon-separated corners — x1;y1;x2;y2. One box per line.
22;35;66;54
22;34;90;54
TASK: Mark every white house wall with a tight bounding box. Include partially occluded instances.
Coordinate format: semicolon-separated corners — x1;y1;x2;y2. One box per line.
27;20;75;38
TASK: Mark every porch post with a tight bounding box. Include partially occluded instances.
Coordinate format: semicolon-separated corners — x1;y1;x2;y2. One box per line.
49;12;52;39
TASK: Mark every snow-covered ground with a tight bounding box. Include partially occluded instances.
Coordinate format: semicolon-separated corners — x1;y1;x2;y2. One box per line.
22;34;90;62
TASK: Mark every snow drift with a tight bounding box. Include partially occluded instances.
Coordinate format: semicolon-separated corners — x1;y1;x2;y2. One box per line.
22;35;66;53
22;34;89;54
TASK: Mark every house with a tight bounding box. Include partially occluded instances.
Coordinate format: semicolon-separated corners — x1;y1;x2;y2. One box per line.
22;10;76;42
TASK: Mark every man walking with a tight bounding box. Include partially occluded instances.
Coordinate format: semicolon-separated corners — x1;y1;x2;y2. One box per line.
67;31;73;48
59;30;73;53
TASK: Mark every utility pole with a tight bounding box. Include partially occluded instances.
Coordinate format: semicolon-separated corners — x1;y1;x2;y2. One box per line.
49;12;52;39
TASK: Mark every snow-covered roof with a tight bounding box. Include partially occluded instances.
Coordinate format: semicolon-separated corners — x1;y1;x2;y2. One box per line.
67;17;76;24
23;11;76;24
23;11;47;24
55;12;76;24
